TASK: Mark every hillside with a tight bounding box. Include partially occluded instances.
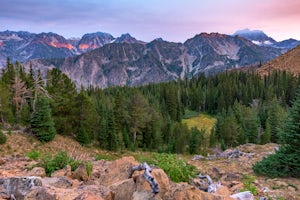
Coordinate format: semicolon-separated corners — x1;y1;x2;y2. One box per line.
257;45;300;76
0;131;299;199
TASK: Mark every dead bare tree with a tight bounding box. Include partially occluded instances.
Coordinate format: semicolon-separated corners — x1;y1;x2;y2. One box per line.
196;174;220;193
11;76;29;114
31;73;51;112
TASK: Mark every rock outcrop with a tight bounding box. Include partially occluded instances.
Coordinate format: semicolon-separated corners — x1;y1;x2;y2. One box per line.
0;156;244;200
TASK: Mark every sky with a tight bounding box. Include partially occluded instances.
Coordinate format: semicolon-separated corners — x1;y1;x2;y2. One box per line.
1;0;300;42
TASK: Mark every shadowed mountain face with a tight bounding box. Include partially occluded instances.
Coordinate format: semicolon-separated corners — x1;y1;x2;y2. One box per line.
184;33;281;74
0;31;75;65
0;31;136;66
22;32;283;88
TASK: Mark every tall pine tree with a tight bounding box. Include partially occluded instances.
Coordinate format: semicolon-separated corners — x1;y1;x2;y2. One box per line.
31;97;56;142
254;85;300;177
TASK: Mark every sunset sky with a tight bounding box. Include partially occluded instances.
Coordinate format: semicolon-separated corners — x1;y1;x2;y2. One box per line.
1;0;300;42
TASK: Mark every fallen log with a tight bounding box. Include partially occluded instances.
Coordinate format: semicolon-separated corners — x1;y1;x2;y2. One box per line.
129;162;160;194
196;174;220;193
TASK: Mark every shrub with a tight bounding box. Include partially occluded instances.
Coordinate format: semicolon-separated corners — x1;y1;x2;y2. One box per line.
39;151;81;176
253;152;291;178
26;149;41;160
240;175;258;195
85;161;93;176
254;86;300;178
0;129;7;144
136;153;198;182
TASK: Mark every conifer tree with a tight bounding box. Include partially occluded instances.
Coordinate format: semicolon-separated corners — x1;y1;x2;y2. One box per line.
254;85;300;177
0;83;14;123
76;124;89;145
246;111;259;143
260;119;271;144
209;127;217;148
106;111;118;151
128;91;150;145
31;97;56;142
267;98;286;142
0;125;7;144
189;127;205;154
46;68;77;135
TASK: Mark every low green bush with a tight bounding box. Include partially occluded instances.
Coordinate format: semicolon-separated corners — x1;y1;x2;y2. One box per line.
136;153;198;183
85;161;93;176
0;129;7;144
240;175;258;195
253;153;291;178
25;149;41;160
39;151;81;176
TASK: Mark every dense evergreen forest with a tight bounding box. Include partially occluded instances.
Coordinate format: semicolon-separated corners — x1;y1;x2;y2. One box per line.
0;59;299;154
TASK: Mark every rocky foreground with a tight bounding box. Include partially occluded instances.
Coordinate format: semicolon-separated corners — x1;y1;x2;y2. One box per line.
0;133;299;200
0;155;239;200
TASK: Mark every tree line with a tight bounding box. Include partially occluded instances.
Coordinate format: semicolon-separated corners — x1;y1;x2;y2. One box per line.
0;58;299;155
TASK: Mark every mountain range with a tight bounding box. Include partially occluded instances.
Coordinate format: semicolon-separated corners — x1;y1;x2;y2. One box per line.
1;29;299;88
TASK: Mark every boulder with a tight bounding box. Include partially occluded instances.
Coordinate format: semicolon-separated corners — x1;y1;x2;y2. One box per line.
230;191;254;200
25;187;57;200
76;185;114;200
27;167;46;178
132;191;162;200
42;177;73;189
228;182;244;193
109;178;136;200
73;163;89;181
165;183;235;200
135;168;170;197
51;165;72;178
91;156;139;186
74;192;104;200
0;176;42;200
215;185;231;196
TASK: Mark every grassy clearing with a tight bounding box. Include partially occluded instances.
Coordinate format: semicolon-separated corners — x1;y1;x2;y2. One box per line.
182;113;217;134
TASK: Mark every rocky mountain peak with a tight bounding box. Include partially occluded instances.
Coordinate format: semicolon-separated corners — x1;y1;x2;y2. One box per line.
31;32;75;50
199;32;229;39
77;32;114;52
114;33;145;44
233;28;277;46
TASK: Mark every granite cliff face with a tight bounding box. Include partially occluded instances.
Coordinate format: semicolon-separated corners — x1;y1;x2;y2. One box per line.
23;33;283;88
184;33;281;75
24;40;187;88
